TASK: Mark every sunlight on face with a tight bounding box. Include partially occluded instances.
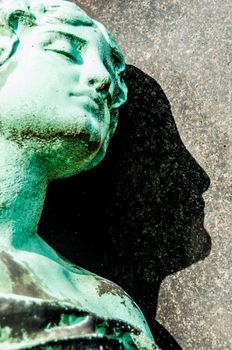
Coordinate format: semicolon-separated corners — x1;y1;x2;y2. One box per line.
0;0;127;178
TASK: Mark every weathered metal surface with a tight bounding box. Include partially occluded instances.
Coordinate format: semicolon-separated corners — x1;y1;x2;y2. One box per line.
0;0;159;349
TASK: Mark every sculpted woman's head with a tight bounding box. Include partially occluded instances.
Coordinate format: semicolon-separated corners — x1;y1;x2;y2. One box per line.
0;0;127;178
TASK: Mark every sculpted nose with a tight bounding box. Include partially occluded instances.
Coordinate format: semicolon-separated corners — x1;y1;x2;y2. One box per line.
80;58;112;96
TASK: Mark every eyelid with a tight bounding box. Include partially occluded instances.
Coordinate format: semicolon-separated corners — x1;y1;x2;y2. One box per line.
44;39;72;51
42;31;87;50
43;38;83;62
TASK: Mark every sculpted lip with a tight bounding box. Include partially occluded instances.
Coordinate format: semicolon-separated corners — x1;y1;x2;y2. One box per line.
69;91;102;110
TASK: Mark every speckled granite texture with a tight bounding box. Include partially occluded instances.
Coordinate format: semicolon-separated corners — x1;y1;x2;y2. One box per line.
39;1;231;349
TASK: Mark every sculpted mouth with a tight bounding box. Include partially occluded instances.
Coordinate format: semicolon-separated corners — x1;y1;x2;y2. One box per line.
69;91;102;111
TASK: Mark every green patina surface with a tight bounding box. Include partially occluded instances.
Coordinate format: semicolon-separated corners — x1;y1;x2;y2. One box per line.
0;1;159;349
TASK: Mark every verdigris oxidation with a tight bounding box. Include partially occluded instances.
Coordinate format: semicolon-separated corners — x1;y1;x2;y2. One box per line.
0;0;159;349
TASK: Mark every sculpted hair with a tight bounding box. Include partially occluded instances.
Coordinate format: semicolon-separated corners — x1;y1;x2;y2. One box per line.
0;0;127;136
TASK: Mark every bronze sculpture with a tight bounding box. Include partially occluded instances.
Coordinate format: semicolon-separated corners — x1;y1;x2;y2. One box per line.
0;0;159;348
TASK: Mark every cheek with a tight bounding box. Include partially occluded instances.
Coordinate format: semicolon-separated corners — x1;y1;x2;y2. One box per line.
0;59;75;131
2;49;75;100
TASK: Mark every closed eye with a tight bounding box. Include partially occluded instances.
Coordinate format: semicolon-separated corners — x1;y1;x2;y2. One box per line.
45;48;79;62
42;32;86;64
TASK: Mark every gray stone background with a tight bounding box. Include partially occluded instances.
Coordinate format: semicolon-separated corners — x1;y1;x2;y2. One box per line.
75;1;231;349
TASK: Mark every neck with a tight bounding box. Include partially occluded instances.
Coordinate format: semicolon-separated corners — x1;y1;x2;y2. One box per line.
0;138;48;249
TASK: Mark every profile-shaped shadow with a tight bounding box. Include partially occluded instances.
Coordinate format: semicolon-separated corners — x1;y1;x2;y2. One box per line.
39;65;211;350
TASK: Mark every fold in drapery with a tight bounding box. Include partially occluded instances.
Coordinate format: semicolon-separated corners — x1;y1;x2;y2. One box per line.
0;295;159;349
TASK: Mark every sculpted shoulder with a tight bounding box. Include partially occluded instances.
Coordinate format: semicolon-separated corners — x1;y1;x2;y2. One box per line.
0;249;152;339
93;274;153;339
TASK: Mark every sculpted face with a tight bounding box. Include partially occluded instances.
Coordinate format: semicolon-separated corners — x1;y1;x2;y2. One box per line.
0;0;127;178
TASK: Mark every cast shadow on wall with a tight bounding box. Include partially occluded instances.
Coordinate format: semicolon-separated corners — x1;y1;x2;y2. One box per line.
39;65;211;350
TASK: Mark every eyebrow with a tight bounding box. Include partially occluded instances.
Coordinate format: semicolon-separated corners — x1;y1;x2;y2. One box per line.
60;17;93;27
44;6;94;27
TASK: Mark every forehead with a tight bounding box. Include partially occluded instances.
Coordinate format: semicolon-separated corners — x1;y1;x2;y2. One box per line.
25;23;109;53
30;1;100;38
32;0;94;27
22;1;103;41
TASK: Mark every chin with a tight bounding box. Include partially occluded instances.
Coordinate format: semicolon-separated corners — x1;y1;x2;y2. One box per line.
84;131;110;171
46;129;110;180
